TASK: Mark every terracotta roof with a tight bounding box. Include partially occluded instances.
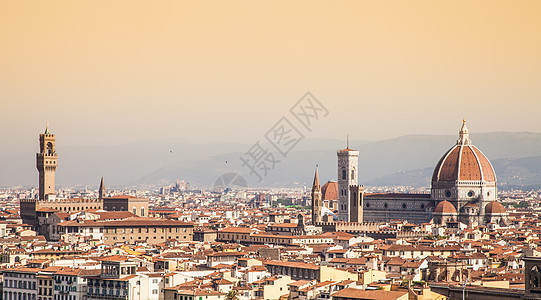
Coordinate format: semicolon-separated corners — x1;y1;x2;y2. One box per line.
218;227;254;233
434;201;457;214
432;144;496;183
288;280;312;287
268;223;299;228
321;181;338;200
55;268;84;276
36;208;58;213
265;260;319;270
92;211;138;219
329;258;367;265
215;279;233;285
175;289;225;296
485;201;506;214
332;288;407;300
98;255;129;262
59;217;192;227
3;267;41;273
207;251;246;257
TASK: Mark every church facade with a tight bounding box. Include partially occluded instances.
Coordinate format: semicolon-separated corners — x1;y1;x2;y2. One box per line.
312;121;508;226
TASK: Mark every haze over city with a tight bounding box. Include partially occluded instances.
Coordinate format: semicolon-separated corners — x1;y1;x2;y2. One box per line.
3;3;541;300
2;1;540;187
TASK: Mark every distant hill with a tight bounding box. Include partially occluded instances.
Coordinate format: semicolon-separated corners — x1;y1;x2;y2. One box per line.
366;156;541;190
136;132;541;189
2;132;541;190
492;156;541;189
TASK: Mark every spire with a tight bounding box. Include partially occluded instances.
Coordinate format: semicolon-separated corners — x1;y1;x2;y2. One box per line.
339;134;356;152
44;121;50;134
312;165;320;191
98;177;105;199
457;119;471;145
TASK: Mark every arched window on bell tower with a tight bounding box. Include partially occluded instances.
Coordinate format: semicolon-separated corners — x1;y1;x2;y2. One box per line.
532;266;540;288
46;142;53;155
342;169;346;180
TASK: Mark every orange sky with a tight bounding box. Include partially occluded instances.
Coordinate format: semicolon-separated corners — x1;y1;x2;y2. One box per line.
1;0;540;152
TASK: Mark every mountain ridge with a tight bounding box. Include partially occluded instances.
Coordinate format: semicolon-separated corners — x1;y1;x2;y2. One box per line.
2;131;541;189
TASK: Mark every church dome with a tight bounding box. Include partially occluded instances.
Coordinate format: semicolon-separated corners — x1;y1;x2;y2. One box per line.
485;201;506;214
321;181;338;200
434;200;457;214
432;121;496;183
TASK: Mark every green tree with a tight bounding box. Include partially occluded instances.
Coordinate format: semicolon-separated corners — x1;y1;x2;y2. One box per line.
225;290;238;300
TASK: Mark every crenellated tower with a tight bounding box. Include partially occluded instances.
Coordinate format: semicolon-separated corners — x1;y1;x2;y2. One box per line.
349;184;365;223
36;122;57;201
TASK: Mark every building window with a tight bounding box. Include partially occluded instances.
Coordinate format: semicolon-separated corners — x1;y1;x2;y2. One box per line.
342;169;346;180
47;142;53;155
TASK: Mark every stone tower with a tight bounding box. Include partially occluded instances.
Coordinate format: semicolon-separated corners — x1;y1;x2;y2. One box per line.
349;185;364;223
98;177;106;199
524;255;541;298
337;140;359;221
36;123;57;200
311;166;322;224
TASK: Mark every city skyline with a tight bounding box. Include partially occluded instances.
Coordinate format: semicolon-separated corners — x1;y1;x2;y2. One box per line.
2;2;541;299
3;122;541;188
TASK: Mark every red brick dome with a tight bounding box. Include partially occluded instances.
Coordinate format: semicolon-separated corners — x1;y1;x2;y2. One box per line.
432;121;496;183
434;200;457;214
321;181;338;200
485;201;506;214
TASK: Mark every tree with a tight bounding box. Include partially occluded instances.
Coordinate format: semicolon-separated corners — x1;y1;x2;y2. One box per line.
225;290;238;300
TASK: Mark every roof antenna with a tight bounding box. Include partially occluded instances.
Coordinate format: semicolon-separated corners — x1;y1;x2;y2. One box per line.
347;134;349;149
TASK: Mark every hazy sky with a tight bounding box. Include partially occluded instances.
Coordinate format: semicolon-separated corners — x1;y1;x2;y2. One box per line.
1;1;540;156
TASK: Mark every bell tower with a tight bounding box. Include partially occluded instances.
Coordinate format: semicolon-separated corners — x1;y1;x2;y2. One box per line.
311;166;323;224
36;122;57;201
337;136;359;221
